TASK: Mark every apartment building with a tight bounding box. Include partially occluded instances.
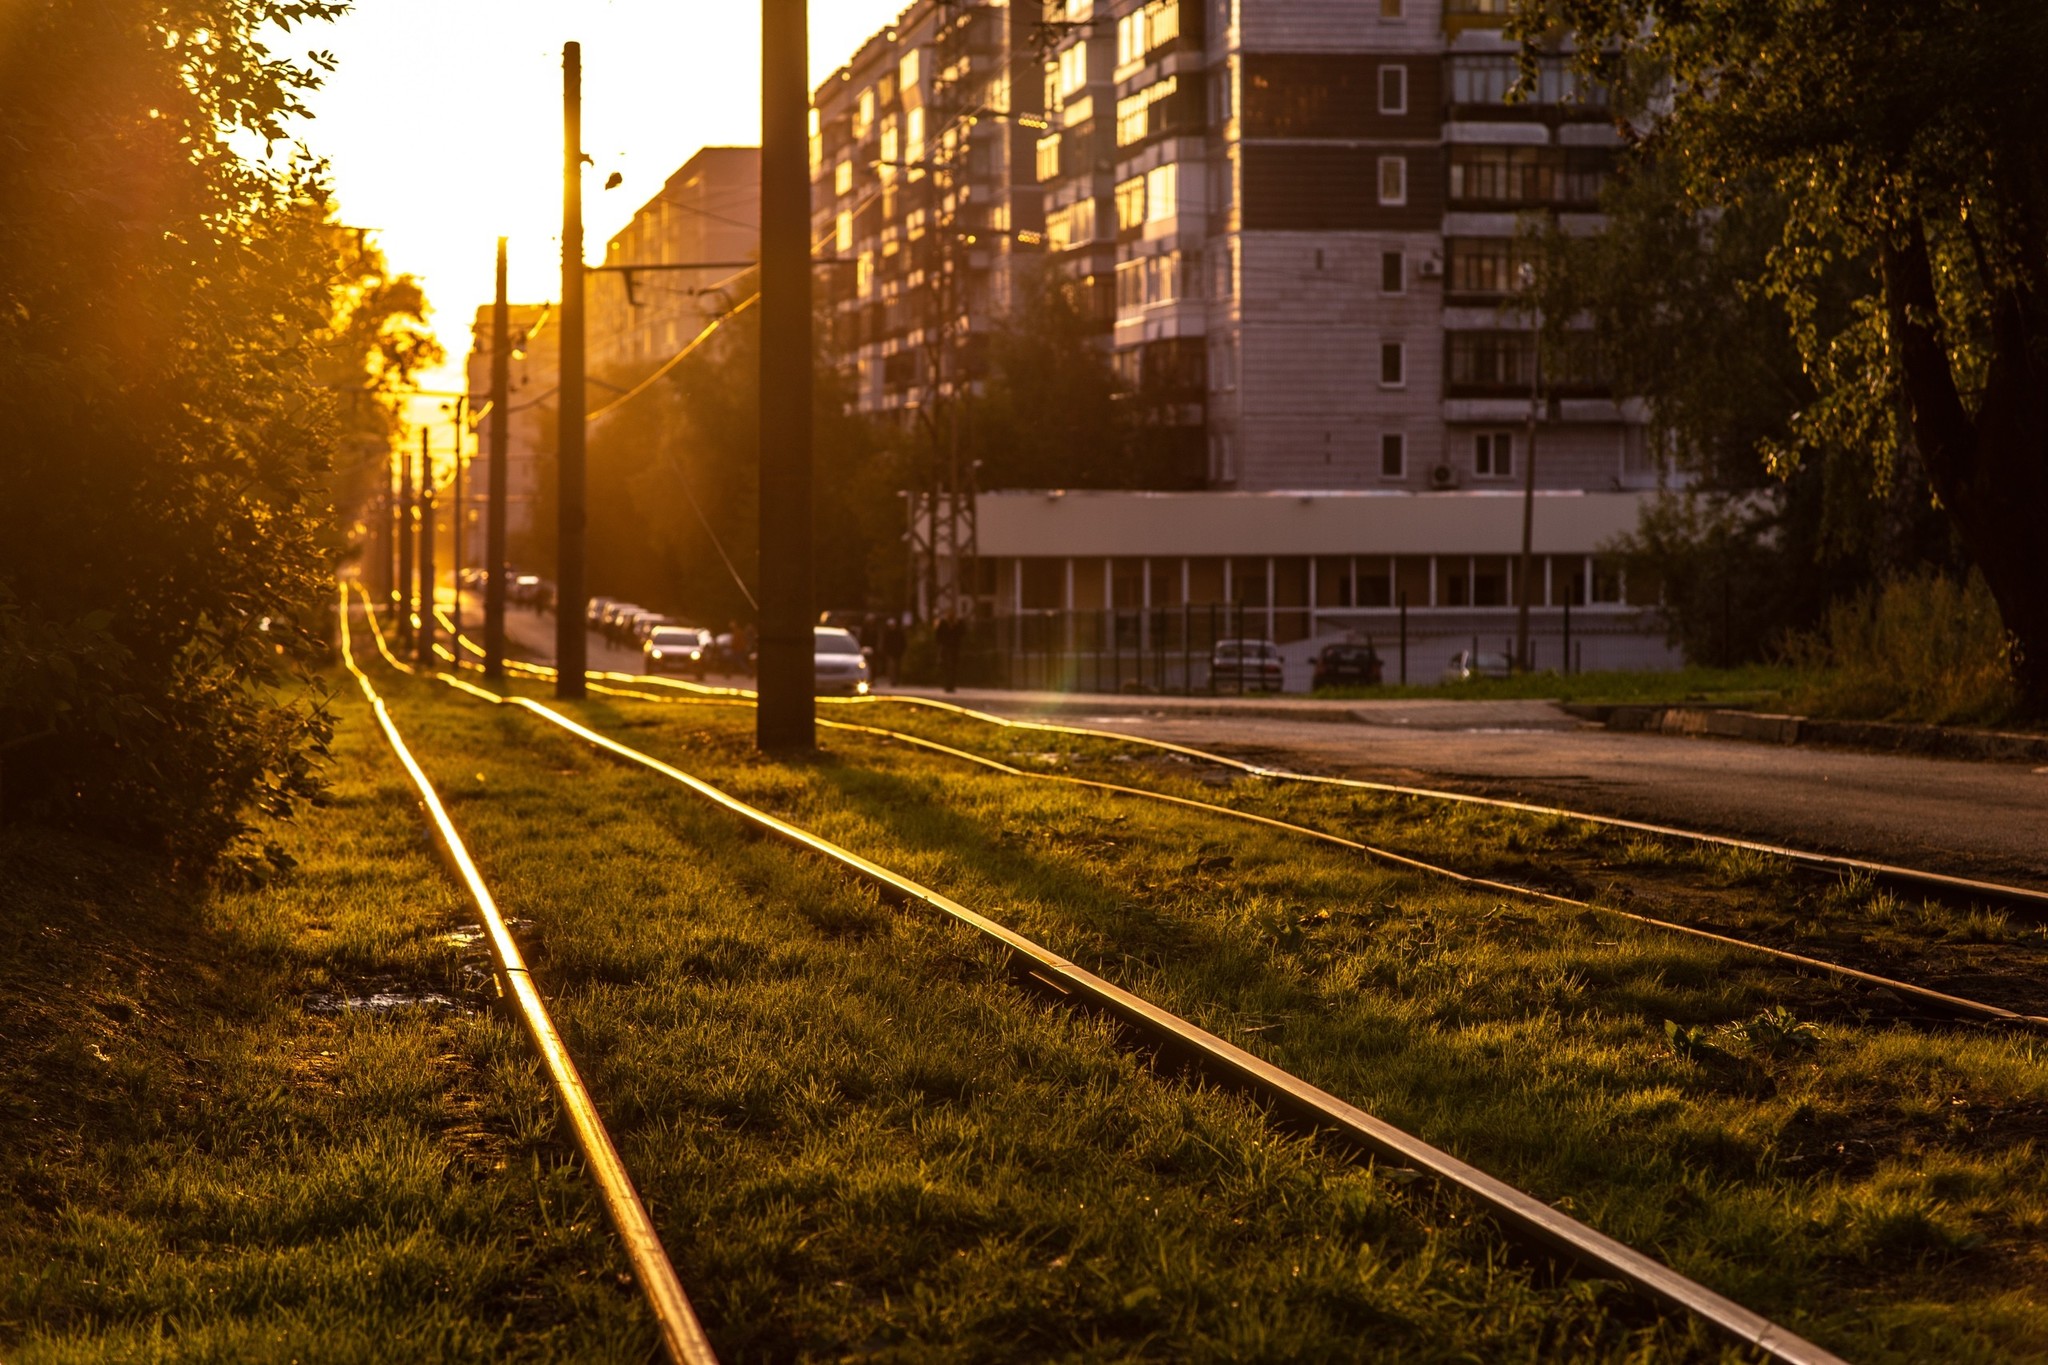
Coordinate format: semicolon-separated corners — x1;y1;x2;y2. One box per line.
589;146;760;380
817;0;1677;667
811;0;1046;415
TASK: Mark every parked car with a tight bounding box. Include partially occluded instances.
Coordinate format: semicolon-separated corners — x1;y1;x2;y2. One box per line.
813;627;871;696
1210;638;1285;693
628;612;672;643
586;595;615;628
1442;649;1515;683
1311;642;1384;690
645;626;711;676
601;602;644;641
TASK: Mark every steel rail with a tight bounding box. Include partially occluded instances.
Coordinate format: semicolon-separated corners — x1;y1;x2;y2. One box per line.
422;615;2048;913
339;588;720;1365
396;661;1849;1365
571;678;2048;1034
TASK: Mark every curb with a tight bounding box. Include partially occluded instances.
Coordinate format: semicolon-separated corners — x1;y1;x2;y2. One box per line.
1568;703;2048;764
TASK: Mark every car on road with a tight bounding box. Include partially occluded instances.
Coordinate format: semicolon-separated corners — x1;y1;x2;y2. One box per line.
586;596;615;628
1442;649;1515;683
1311;642;1384;689
814;627;871;695
628;612;673;644
645;626;712;676
1210;638;1285;693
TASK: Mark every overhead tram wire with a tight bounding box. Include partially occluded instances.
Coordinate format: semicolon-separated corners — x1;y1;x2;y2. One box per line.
336;587;719;1365
351;588;1852;1365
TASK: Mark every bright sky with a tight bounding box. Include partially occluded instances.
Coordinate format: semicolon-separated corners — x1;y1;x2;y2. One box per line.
291;0;905;409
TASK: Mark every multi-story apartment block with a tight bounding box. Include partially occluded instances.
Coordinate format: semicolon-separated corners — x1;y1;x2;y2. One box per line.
817;0;1679;671
811;0;1046;417
589;146;760;380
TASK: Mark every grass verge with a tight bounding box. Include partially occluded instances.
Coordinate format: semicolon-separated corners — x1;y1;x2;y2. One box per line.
0;688;652;1363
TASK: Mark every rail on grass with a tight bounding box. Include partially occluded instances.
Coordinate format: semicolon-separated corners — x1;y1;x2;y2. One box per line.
340;586;719;1365
567;677;2048;1035
404;649;1849;1365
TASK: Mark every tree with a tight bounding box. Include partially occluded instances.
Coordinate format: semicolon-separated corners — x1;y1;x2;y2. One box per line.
1515;0;2048;709
0;0;401;873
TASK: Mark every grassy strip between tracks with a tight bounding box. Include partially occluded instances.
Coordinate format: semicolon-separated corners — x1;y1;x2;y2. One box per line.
457;669;2048;1364
0;687;647;1362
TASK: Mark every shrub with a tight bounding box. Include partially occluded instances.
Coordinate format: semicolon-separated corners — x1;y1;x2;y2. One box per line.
1783;573;2015;726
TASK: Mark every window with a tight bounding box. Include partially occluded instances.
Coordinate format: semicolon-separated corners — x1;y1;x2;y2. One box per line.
1380;433;1406;478
1378;64;1407;115
1447;237;1533;294
835;211;853;255
1144;162;1178;222
1475;432;1514;477
1448;332;1533;388
1058;43;1089;98
899;48;920;92
856;250;874;298
1114;175;1147;231
1117;0;1180;70
1117;76;1179;146
1377;154;1406;206
1380;341;1405;386
905;107;925;162
1116;252;1191;313
1210;333;1238;390
1379;0;1403;15
1450;147;1612;206
1447;54;1607;107
834;159;853;196
1213;238;1236;298
855;87;875;137
879;115;898;165
1380;250;1405;293
1036;133;1062;183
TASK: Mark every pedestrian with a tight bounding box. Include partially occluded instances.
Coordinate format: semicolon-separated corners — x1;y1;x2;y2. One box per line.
935;611;965;694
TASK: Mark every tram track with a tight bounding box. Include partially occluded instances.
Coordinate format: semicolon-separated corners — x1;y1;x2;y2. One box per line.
401;608;2042;1036
367;593;1862;1362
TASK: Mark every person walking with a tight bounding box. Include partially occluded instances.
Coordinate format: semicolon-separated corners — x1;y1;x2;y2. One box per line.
879;614;907;685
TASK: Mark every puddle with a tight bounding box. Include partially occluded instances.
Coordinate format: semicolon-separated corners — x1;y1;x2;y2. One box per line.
436;925;487;948
305;988;467;1015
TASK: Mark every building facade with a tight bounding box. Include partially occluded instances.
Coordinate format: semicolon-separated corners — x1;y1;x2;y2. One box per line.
589;145;760;380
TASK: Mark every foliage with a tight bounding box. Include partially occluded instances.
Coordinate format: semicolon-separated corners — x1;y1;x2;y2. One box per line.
573;292;892;624
1512;0;2048;709
1783;572;2016;727
0;0;403;873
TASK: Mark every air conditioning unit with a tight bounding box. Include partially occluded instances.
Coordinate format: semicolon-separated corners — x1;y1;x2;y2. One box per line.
1430;463;1460;489
1418;256;1443;279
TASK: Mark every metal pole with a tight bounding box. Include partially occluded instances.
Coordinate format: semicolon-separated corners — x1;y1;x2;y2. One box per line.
556;41;588;700
756;0;815;750
397;434;415;645
1399;589;1408;685
485;237;510;681
1562;592;1572;677
451;397;464;641
416;427;437;666
388;447;401;615
1515;307;1540;672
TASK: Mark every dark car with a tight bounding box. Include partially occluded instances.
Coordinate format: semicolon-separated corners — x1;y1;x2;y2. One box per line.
1312;642;1384;689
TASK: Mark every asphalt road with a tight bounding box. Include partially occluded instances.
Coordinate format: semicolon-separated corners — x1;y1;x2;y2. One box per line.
460;601;2047;888
1004;703;2048;888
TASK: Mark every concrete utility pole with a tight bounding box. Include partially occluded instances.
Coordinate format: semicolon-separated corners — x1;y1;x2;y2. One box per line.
556;41;588;700
417;427;437;666
756;0;814;751
485;236;510;681
449;397;465;641
397;438;415;645
387;448;401;614
1514;298;1541;673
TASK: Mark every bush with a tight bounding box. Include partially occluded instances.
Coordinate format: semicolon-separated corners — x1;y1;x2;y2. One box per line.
0;0;356;875
1783;573;2015;726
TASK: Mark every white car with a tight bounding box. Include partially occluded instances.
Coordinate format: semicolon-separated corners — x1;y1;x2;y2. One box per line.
813;627;871;696
645;626;711;677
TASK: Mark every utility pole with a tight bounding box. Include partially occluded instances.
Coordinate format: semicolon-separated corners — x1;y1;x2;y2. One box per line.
556;40;588;700
1514;293;1542;674
485;237;511;681
756;0;814;750
450;397;465;642
417;427;437;666
397;437;415;645
387;448;401;614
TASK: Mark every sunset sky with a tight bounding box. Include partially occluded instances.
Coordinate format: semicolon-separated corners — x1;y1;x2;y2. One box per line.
292;0;906;409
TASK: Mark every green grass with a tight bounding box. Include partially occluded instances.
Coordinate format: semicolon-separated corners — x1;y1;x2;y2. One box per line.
0;696;649;1361
440;672;2048;1364
1310;663;1796;707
